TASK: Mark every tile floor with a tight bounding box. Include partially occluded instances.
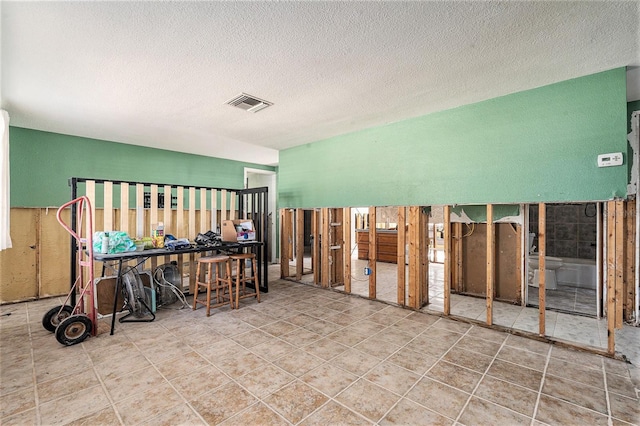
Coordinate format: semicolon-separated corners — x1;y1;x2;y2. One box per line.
1;269;639;426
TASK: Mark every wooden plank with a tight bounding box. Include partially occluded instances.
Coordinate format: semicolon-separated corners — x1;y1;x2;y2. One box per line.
200;188;207;233
163;185;172;265
322;208;330;288
444;205;451;315
188;187;196;239
220;189;227;221
614;200;624;329
422;208;429;307
515;224;522;305
136;183;144;238
103;181;113;231
120;182;129;233
176;186;184;293
296;208;304;280
368;207;377;299
150;184;159;270
486;204;494;326
85;180;96;244
343;207;352;293
211;189;218;232
624;201;636;322
313;209;320;285
538;203;546;336
280;209;287;279
397;207;406;306
606;201;616;354
408;206;417;308
229;191;236;220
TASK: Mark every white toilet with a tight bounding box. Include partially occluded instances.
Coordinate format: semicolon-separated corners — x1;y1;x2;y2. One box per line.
528;233;562;290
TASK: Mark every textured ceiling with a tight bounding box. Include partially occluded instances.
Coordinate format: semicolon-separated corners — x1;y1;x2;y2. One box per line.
2;1;639;166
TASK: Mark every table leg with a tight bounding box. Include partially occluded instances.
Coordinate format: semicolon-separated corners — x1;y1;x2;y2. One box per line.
110;259;124;335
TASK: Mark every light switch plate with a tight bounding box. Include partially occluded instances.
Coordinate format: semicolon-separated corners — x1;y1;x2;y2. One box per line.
597;152;623;167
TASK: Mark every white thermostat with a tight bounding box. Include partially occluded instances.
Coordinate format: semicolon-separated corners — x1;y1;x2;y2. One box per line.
597;152;623;167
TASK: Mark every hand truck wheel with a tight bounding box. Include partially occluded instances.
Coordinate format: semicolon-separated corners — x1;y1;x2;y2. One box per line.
42;305;74;333
55;315;92;346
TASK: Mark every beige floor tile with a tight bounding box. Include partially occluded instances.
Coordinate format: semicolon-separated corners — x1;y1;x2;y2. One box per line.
364;361;421;396
0;386;35;419
196;338;245;362
140;403;206;426
0;365;34;397
608;392;640;425
272;348;324;377
606;371;638;399
406;377;469;419
474;375;538;417
39;384;111;426
546;357;604;389
259;320;299;337
37;368;100;404
454;335;502;357
503;334;551;356
486;359;542;391
263;381;328;424
331;348;382;376
426;361;483;394
354;336;402;360
300;400;372;425
458;397;531;426
380;398;452;426
301;337;349;361
215;350;266;378
220;402;289;426
442;347;493;373
94;352;153;381
466;325;508;344
542;374;608;414
0;408;37;426
387;347;439;375
191;381;258;425
496;344;548;372
300;363;359;397
115;382;183;425
234;363;295;398
324;311;360;327
550;346;604;370
335;378;401;423
279;328;323;347
251;339;297;360
432;318;472;334
303;319;343;336
326;328;371;347
231;328;275;349
170;364;229;399
65;406;121;426
155;350;207;380
35;350;94;383
535;394;609;426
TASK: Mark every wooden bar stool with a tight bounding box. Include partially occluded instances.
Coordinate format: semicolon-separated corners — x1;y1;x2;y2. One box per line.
192;255;232;316
229;253;260;308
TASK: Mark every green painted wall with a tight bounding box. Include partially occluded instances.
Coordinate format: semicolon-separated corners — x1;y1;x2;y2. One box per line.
279;69;628;208
10;127;275;207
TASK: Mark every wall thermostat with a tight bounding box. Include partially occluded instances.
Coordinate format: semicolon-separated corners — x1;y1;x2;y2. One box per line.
597;152;623;167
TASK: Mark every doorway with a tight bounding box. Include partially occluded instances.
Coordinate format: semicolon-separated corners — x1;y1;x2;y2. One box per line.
244;168;277;263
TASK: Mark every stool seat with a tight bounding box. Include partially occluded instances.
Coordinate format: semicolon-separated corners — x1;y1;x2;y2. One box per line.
229;252;260;308
192;255;232;316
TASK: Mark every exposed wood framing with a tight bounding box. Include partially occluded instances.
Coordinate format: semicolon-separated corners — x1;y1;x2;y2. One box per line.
538;203;546;336
329;208;344;286
514;223;522;305
624;200;636;322
280;209;289;279
486;204;495;325
614;201;624;330
444;205;451;316
164;185;172;264
397;206;406;306
368;206;377;299
220;189;227;221
422;208;429;307
188;187;197;294
136;183;144;238
120;182;129;233
150;184;159;271
176;186;184;290
313;209;320;285
607;201;616;353
211;189;218;232
103;181;113;231
408;206;427;309
452;222;463;293
343;207;352;293
296;208;304;281
229;191;236;220
200;188;207;233
321;208;330;288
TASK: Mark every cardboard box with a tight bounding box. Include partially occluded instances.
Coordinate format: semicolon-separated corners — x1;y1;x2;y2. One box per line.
222;219;256;242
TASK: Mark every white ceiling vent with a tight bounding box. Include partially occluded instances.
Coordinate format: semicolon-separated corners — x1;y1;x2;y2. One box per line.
225;93;273;113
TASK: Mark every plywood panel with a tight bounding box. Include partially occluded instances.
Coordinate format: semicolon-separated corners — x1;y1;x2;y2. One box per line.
39;207;72;298
0;209;38;302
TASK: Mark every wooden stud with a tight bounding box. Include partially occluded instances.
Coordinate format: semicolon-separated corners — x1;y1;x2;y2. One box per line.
368;206;376;299
515;223;522;305
614;200;624;329
188;187;196;239
176;186;184;292
343;207;352;294
200;188;207;233
606;201;616;354
538;203;546;336
150;184;159;270
230;191;236;220
486;204;495;326
322;208;330;288
397;206;406;306
103;181;113;231
313;209;320;285
163;185;172;265
136;183;144;238
296;209;304;281
280;209;287;279
220;190;227;221
120;182;129;233
444;205;451;316
624;201;636;322
421;207;429;307
211;189;218;232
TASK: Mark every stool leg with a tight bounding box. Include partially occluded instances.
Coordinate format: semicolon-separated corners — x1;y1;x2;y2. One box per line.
192;261;202;311
226;260;234;309
251;256;260;303
236;259;242;309
206;263;213;317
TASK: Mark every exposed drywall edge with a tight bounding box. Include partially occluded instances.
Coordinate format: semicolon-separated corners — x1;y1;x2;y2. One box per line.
629;111;639;196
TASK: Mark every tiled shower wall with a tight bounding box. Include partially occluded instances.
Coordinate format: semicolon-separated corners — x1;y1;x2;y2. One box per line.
529;203;598;260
